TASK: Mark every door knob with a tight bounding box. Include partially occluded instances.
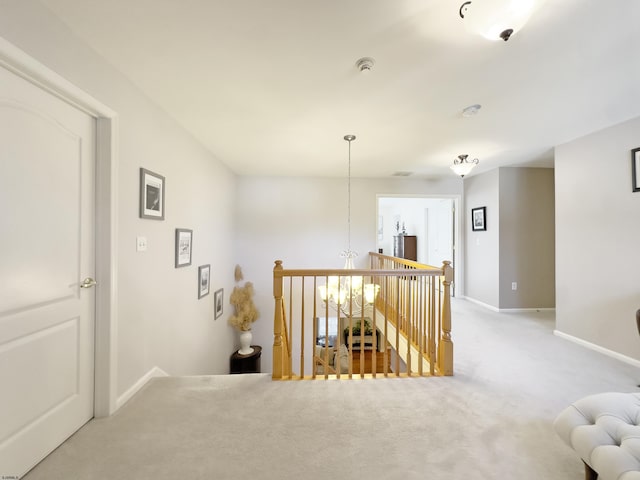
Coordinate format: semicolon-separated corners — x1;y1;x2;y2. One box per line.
80;277;97;289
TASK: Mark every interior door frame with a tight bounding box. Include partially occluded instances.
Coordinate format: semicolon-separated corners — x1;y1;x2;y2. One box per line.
0;37;119;417
376;194;462;297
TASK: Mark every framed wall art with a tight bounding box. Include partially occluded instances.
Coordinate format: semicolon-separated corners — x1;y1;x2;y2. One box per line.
175;228;193;268
198;264;210;299
214;288;224;319
471;207;486;231
632;148;640;192
139;168;165;220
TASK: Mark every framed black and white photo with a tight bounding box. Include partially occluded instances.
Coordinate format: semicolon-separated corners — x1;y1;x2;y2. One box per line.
175;228;193;268
632;148;640;192
214;288;224;319
472;207;486;231
139;168;165;220
198;264;210;299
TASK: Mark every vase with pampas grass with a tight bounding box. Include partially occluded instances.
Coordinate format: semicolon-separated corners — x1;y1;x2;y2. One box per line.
229;265;259;355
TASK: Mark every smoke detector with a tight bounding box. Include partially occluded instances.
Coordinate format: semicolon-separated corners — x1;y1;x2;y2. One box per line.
462;104;482;117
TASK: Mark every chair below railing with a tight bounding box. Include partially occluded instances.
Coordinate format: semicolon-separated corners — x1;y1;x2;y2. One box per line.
272;253;453;380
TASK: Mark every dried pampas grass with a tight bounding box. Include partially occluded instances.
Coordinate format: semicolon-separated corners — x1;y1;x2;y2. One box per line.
229;267;259;331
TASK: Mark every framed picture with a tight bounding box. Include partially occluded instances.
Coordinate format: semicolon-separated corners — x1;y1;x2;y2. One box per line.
472;207;486;231
139;168;165;220
632;148;640;192
175;228;193;268
214;288;224;319
198;264;210;299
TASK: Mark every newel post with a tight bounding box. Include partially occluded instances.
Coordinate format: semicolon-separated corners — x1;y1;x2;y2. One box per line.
272;260;284;380
438;261;454;376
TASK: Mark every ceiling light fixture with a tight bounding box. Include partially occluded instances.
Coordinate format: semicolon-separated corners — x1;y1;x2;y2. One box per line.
318;135;380;316
459;0;536;42
355;57;375;73
451;154;479;177
340;134;357;265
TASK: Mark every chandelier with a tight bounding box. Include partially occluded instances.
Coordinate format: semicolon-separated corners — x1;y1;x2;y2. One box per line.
318;135;379;317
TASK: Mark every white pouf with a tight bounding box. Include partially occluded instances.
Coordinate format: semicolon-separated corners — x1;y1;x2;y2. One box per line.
554;392;640;480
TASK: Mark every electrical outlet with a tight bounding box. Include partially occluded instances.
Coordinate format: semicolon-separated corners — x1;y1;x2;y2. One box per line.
511;282;517;291
136;236;147;252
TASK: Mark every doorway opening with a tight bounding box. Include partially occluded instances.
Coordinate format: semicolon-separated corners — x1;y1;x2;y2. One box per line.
376;195;460;296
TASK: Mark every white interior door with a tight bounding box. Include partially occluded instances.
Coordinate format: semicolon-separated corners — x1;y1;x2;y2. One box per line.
426;199;454;268
0;65;96;476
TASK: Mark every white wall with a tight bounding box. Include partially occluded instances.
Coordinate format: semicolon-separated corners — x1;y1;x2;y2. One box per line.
0;1;237;398
498;168;555;309
556;115;640;361
464;167;555;310
464;169;500;308
0;1;466;382
235;176;462;373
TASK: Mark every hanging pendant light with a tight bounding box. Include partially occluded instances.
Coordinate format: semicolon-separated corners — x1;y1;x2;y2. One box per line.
340;134;358;266
318;135;379;316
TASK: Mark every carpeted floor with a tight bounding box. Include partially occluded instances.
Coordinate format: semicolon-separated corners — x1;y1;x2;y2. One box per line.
23;299;640;479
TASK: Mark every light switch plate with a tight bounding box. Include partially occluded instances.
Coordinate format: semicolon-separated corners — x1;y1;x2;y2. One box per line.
136;236;147;252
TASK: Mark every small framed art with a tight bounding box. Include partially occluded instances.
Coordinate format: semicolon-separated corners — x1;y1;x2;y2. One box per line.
472;207;486;231
198;264;210;299
139;168;165;220
214;288;224;319
175;228;193;268
632;148;640;192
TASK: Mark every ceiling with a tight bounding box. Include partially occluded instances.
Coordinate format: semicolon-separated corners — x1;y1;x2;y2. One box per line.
39;0;640;178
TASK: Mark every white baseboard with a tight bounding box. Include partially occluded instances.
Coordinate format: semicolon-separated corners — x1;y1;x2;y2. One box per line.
499;308;556;313
115;366;169;410
461;296;500;312
553;330;640;369
461;296;555;313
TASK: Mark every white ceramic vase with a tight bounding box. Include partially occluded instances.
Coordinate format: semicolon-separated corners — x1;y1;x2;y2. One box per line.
238;330;254;355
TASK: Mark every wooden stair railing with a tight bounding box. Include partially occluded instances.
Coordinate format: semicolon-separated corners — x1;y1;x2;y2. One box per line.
272;255;453;380
370;252;454;376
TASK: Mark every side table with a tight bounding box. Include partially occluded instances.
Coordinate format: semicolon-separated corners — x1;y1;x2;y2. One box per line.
230;345;262;374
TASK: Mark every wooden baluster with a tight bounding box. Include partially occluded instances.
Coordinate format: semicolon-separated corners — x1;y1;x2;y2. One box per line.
417;275;423;377
429;278;436;375
311;277;317;380
405;274;411;376
359;286;365;378
348;310;354;379
312;315;317;380
300;278;305;379
371;275;377;378
383;275;389;377
394;274;400;376
288;278;293;379
273;260;284;380
438;261;454;376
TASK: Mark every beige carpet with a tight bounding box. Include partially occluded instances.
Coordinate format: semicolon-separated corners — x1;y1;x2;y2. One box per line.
24;299;640;479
